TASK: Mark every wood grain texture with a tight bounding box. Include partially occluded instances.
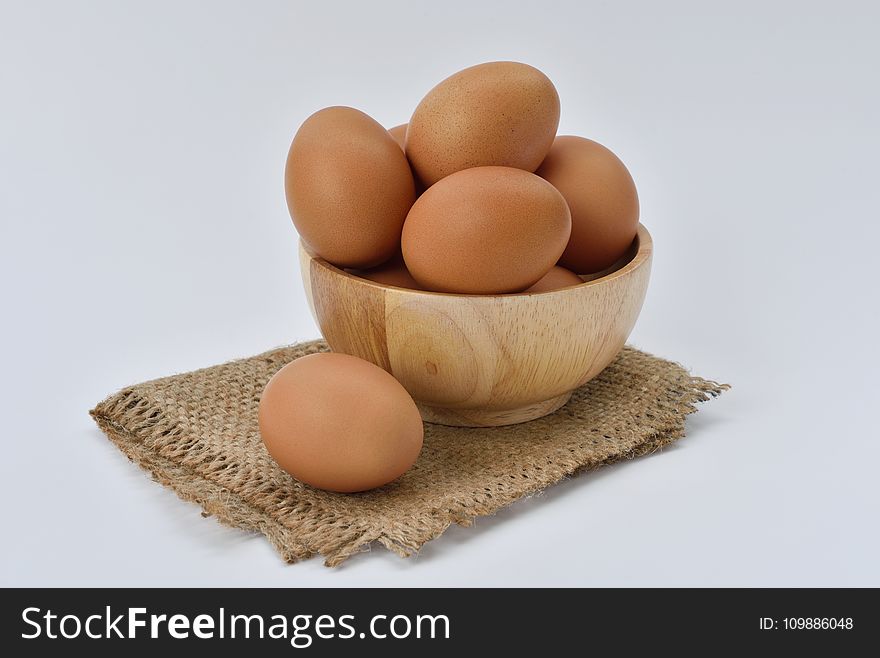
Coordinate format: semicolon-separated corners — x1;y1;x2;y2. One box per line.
307;256;391;371
300;224;652;427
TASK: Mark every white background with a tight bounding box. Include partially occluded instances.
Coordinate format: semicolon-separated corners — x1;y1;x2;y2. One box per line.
2;0;878;586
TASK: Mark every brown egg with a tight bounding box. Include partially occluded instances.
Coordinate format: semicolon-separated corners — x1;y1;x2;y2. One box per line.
406;62;560;187
536;136;639;274
386;123;425;197
388;123;407;150
350;253;421;289
285;107;416;269
402;166;571;294
524;266;583;293
258;352;424;493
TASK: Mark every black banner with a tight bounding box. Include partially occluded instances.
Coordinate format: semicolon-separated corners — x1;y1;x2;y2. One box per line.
1;588;874;653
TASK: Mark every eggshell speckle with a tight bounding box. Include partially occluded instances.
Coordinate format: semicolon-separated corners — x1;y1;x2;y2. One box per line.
285;107;416;269
524;266;583;293
406;62;560;187
536;136;639;274
402;166;571;294
258;352;424;493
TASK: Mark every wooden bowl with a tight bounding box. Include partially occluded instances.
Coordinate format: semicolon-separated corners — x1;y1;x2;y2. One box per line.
300;224;652;427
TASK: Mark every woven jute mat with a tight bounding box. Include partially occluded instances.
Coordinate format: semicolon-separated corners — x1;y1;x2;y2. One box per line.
90;340;726;567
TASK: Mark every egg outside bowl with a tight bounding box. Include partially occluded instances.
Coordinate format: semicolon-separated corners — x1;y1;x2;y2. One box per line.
299;224;652;427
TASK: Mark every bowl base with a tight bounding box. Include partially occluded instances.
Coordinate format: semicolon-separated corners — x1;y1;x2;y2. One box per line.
417;392;573;428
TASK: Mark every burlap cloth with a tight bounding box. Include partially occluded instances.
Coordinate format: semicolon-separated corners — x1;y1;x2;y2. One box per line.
90;340;727;567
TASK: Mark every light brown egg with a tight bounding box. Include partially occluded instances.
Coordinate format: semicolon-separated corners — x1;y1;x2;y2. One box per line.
350;253;421;289
524;266;583;293
536;136;639;274
285;107;416;269
402;166;571;294
258;352;424;493
388;123;407;150
406;62;560;187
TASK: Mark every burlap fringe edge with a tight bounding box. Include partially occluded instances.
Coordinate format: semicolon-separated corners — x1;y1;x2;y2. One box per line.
90;376;728;567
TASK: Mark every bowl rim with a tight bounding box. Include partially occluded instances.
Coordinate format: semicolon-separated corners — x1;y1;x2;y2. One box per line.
302;223;652;298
